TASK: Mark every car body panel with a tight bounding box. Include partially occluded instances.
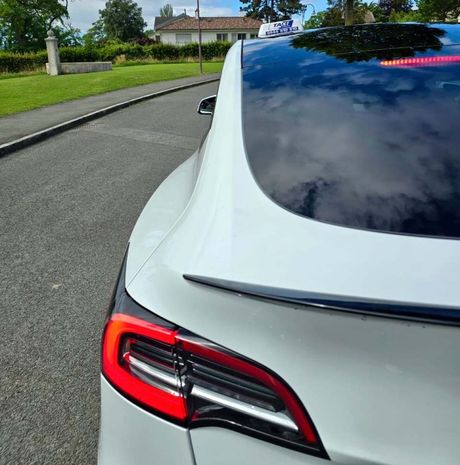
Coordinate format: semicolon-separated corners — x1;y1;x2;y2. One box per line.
128;38;460;309
127;263;460;465
106;26;460;465
126;153;198;284
191;428;328;465
98;376;195;465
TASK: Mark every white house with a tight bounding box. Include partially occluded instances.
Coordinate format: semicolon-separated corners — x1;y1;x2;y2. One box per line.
154;16;263;45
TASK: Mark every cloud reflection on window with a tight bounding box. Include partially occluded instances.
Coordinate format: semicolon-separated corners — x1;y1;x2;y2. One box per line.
243;37;460;238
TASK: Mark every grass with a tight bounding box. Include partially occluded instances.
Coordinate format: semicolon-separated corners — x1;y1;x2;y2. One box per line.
0;70;47;81
0;62;223;117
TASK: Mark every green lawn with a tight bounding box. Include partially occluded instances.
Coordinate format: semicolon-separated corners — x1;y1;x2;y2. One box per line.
0;62;223;117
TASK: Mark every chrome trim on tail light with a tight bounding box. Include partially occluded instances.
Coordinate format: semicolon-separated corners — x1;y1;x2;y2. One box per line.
124;353;180;391
191;384;299;432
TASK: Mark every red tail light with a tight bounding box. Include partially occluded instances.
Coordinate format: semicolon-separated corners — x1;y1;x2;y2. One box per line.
102;313;187;420
102;291;326;458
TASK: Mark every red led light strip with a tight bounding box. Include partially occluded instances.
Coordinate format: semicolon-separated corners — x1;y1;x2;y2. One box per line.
381;55;460;67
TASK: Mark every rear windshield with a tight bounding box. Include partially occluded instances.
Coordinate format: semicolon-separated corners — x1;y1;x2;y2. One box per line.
242;26;460;239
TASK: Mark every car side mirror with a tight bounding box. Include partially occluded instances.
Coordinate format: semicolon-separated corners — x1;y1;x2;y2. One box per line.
197;95;216;116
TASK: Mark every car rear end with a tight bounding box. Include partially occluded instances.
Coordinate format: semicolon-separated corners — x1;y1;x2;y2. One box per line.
99;24;460;465
99;261;460;465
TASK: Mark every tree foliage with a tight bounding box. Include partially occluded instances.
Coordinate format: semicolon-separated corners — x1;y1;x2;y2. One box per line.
304;11;326;28
323;0;375;26
54;22;82;47
379;0;412;15
321;0;376;26
416;0;460;22
98;0;146;42
293;23;445;62
160;3;174;17
240;0;304;21
0;0;71;51
306;0;460;28
83;19;106;46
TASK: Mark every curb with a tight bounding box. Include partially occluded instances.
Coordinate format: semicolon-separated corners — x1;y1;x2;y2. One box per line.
0;76;220;158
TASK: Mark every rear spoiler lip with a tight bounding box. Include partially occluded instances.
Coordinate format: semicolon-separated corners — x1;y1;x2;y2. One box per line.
184;274;460;327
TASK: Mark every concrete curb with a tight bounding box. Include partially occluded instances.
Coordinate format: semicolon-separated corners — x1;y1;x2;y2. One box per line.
0;76;220;158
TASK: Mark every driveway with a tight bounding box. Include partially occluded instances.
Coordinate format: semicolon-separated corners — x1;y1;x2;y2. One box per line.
0;81;218;465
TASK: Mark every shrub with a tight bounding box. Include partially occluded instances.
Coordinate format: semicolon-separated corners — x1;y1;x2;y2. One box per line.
59;46;100;62
130;37;158;46
176;42;232;60
0;41;231;73
202;41;232;60
0;51;47;73
144;43;180;61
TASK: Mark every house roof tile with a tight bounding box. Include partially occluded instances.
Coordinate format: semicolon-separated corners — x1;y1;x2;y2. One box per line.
157;16;263;31
154;14;189;30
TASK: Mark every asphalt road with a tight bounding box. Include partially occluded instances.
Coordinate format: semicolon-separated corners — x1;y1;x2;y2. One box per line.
0;82;218;465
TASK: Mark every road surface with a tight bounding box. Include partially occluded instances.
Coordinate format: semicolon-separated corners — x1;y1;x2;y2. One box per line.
0;82;218;465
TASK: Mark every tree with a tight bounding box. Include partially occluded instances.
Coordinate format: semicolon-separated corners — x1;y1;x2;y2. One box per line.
304;11;326;28
322;0;355;26
0;0;70;51
98;0;146;42
388;8;421;21
379;0;413;15
160;3;174;17
322;0;358;26
83;19;106;46
342;0;376;25
345;0;354;25
365;2;387;22
55;22;82;47
416;0;460;22
240;0;304;21
292;23;445;62
322;1;344;25
321;1;388;26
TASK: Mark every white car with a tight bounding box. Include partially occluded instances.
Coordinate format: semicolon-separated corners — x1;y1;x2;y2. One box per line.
98;22;460;465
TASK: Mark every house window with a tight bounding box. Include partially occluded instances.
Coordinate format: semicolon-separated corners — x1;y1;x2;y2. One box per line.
250;33;258;39
216;33;228;42
232;33;247;42
176;33;192;45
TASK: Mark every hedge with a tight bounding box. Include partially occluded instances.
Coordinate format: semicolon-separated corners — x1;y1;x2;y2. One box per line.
0;50;48;73
0;41;232;73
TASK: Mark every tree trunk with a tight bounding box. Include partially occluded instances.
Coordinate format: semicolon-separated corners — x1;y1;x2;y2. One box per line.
345;0;354;25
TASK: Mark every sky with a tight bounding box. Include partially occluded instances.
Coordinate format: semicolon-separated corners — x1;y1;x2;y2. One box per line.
67;0;329;32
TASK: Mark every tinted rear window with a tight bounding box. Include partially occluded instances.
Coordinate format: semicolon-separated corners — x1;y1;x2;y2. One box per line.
242;25;460;239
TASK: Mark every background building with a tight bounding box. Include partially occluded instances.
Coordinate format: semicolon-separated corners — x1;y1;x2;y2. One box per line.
154;17;262;44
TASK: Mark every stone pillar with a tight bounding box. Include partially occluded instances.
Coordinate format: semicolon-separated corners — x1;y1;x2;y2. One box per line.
45;30;61;76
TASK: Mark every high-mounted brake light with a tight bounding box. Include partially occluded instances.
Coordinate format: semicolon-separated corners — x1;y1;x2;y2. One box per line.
381;55;460;67
102;289;326;457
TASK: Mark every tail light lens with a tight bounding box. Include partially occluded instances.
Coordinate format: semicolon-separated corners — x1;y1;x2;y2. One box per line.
102;290;326;458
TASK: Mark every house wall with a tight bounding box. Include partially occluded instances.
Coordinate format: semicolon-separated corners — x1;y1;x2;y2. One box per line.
158;30;259;44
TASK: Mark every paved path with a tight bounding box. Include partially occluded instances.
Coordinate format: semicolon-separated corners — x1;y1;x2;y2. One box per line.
0;82;218;465
0;74;219;145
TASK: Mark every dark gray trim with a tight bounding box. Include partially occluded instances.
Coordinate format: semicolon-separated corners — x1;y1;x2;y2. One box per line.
184;274;460;326
0;77;220;158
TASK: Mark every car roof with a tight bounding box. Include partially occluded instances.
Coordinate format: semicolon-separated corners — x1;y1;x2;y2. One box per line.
242;23;460;67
